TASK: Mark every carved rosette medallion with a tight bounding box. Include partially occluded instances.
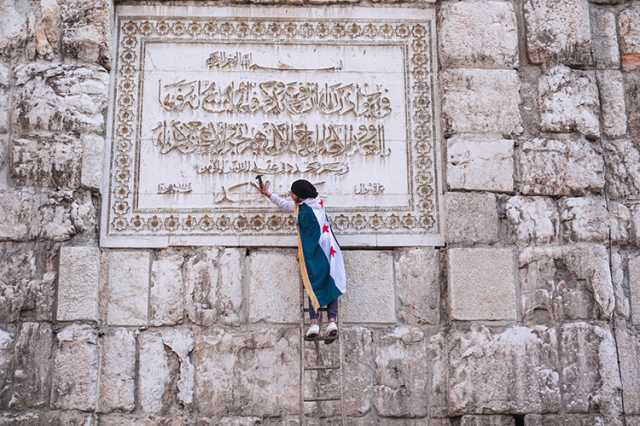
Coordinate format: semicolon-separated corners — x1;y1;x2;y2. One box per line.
102;6;442;247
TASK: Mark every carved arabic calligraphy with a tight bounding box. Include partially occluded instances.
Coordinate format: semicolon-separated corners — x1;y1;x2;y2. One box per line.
354;182;385;195
207;50;344;72
151;120;389;159
197;158;349;176
157;183;193;194
158;79;392;118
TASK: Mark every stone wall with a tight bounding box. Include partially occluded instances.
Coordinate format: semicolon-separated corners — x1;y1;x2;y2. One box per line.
0;0;640;424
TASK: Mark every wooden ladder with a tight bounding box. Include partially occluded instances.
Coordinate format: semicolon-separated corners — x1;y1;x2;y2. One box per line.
298;286;346;425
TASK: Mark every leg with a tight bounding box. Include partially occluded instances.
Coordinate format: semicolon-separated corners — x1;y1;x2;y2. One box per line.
327;298;338;322
308;297;319;325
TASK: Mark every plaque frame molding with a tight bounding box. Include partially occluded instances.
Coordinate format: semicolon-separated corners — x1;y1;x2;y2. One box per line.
101;5;445;247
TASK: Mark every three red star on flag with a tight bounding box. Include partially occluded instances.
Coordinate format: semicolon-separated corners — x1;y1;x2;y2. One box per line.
322;224;330;233
329;246;337;257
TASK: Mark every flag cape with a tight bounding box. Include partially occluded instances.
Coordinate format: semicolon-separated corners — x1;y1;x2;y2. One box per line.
294;198;346;311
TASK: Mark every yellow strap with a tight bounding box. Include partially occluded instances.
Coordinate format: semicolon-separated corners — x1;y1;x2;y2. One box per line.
294;204;320;311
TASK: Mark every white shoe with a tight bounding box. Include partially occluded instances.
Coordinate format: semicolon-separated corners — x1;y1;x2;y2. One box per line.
305;324;320;340
325;322;338;341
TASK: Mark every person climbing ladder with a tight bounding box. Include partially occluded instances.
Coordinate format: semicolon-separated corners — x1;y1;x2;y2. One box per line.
254;177;347;343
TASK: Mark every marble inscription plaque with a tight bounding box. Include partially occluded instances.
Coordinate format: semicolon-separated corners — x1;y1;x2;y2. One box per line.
101;5;443;247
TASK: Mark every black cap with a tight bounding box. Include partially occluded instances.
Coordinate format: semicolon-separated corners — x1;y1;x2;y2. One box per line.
291;179;318;199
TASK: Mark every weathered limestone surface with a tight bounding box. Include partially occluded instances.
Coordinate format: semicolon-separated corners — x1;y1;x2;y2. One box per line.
12;62;109;135
615;322;640;415
447;136;514;192
629;256;640;325
517;137;604;196
51;323;98;411
448;248;517;321
596;70;628;138
56;245;100;321
107;250;150;326
10;322;52;409
559;323;622;416
460;416;515;426
80;133;104;190
604;139;640;200
619;5;640;71
194;327;298;417
448;325;561;415
519;244;615;322
0;242;57;323
441;69;523;135
524;0;593;65
373;326;428;417
150;251;185;326
538;66;600;138
248;249;298;323
99;328;135;412
0;327;13;408
504;196;559;244
394;248;440;325
185;248;243;326
559;197;609;243
445;192;499;244
591;7;620;69
342;251;396;323
438;1;518;69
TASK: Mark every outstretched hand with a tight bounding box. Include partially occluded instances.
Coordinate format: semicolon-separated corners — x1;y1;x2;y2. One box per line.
251;180;272;197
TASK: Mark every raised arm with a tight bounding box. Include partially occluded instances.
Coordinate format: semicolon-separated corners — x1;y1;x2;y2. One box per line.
268;193;295;212
254;180;295;212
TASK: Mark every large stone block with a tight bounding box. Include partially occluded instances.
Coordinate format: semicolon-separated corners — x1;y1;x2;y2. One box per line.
538;66;600;138
56;245;100;321
0;189;96;242
629;255;640;325
591;8;621;69
0;62;9;134
441;69;522;136
438;1;518;69
448;325;561;415
60;0;112;69
12;62;109;135
503;196;559;244
10;133;83;189
524;0;592;65
10;322;52;409
0;411;96;425
517;137;604;196
604;139;640;200
619;5;640;71
614;322;640;415
194;327;298;417
596;70;628;138
445;192;499;244
0;242;57;323
150;250;185;326
248;249;298;323
185;248;242;326
559;323;622;416
99;328;136;412
107;250;150;326
342;250;395;323
139;328;194;413
519;244;615;322
448;247;517;321
373;326;428;417
626;72;640;141
447;136;514;192
394;248;440;325
0;327;13;408
51;323;99;411
559;197;609;243
81;133;104;190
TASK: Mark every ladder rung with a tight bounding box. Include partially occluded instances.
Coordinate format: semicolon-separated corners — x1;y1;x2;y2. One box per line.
304;365;340;371
304;395;341;402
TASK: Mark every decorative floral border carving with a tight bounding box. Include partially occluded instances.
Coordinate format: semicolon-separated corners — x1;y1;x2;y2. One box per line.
107;15;439;236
